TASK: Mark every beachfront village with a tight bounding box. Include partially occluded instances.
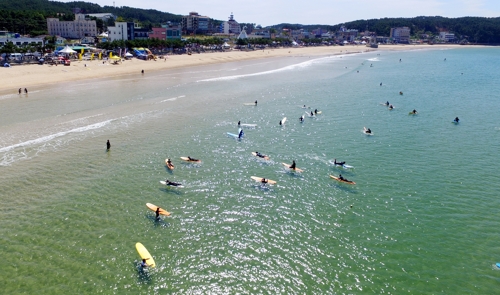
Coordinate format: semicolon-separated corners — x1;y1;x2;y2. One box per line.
0;9;464;66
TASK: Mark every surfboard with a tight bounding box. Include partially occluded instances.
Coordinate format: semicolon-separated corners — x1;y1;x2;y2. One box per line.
227;132;239;138
496;262;500;268
252;152;270;160
243;103;256;106
165;158;174;170
160;180;184;188
180;156;201;163
282;162;304;173
146;203;171;216
239;123;257;127
329;160;354;169
280;117;287;125
329;175;356;185
452;121;459;124
315;111;322;115
251;176;277;185
135;242;156;268
408;111;418;115
363;127;373;135
305;111;315;117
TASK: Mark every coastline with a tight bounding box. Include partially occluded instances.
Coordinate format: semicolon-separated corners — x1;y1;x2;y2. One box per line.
0;44;475;94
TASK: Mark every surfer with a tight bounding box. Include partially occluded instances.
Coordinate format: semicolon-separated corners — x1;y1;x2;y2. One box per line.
24;88;28;94
237;121;241;126
155;207;160;220
454;117;460;123
141;69;144;74
106;140;110;150
365;128;372;134
411;109;417;114
290;160;296;170
187;156;199;162
166;158;173;166
165;179;182;186
299;116;304;122
279;120;282;126
380;82;382;86
255;152;265;158
261;178;268;184
385;101;390;106
310;111;314;117
238;129;244;139
399;91;403;95
314;109;318;115
388;104;394;110
334;159;346;166
339;174;345;181
140;259;148;269
254;100;258;106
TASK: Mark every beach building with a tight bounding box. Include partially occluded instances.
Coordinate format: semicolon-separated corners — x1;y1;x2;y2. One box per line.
223;13;241;35
47;14;97;39
390;27;411;44
0;36;44;47
181;12;210;34
149;23;182;40
335;26;358;42
439;32;455;42
291;29;310;40
107;22;134;41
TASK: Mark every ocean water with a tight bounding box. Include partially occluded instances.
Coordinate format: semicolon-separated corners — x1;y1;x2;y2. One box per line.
1;47;499;294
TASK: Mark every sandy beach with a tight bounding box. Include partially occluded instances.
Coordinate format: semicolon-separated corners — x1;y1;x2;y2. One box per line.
0;44;469;94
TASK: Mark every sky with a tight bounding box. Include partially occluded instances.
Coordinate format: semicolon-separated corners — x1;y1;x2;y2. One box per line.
57;0;500;26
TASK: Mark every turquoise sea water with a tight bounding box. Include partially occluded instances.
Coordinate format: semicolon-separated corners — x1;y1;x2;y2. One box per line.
1;47;499;294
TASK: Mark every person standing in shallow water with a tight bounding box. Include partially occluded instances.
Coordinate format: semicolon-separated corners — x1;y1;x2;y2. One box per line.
18;88;21;94
106;140;111;150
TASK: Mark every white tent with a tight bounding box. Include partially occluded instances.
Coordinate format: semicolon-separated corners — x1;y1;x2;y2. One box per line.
59;46;77;54
222;42;231;49
124;52;133;57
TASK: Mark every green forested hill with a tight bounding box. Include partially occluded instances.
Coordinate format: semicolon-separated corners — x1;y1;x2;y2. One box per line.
272;16;500;44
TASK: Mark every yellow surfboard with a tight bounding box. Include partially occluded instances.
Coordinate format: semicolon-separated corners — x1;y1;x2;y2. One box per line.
146;203;170;216
135;242;156;268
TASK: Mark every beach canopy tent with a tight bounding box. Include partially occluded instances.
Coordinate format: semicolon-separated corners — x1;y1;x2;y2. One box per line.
58;46;77;54
124;52;133;57
222;42;231;49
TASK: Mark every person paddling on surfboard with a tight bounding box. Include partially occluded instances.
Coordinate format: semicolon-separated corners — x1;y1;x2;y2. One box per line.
385;101;390;106
106;140;111;150
290;160;296;170
334;159;346;166
412;109;417;114
454;117;459;123
255;151;265;158
254;100;257;106
165;179;182;186
365;128;372;134
388;104;394;110
187;156;199;162
310;111;314;117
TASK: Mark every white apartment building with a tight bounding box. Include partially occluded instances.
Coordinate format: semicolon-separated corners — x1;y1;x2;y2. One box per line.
223;13;241;35
47;14;97;39
390;27;411;43
439;32;455;42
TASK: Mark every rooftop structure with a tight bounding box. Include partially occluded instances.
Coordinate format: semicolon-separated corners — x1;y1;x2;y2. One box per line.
223;13;241;35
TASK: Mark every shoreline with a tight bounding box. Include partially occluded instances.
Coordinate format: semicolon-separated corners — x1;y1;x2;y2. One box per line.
0;44;480;94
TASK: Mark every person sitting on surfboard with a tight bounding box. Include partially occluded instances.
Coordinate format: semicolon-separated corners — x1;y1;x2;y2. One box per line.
310;111;314;116
238;121;241;126
155;207;160;220
388;104;394;110
339;174;346;181
334;159;346;166
290;160;296;170
385;101;390;106
314;109;318;114
454;117;459;123
166;158;173;165
365;128;372;134
254;100;257;106
299;116;304;122
412;109;417;114
238;129;244;139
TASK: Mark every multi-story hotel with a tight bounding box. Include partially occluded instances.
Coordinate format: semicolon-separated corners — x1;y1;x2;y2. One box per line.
47;14;97;39
181;12;210;34
390;27;411;43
